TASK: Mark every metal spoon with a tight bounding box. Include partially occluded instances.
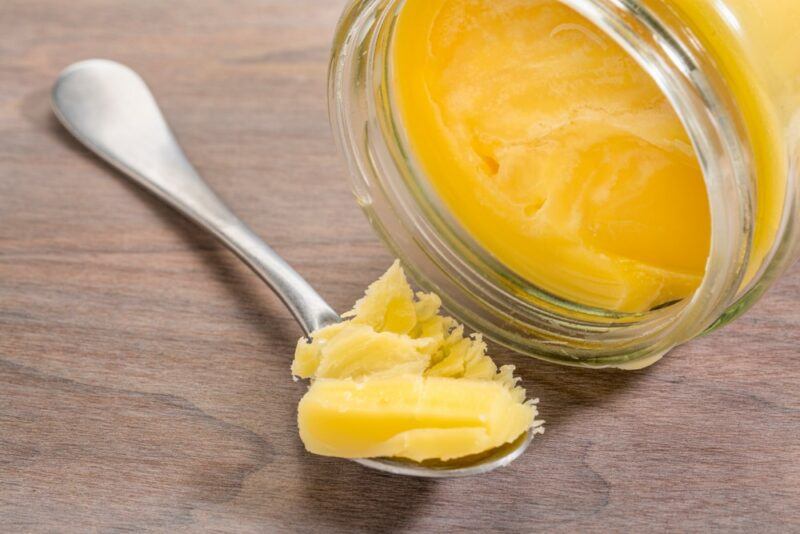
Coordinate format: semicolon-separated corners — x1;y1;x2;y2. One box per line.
51;59;533;478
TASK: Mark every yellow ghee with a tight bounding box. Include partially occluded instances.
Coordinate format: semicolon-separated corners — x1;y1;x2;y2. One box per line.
292;261;542;462
392;0;712;312
663;0;799;285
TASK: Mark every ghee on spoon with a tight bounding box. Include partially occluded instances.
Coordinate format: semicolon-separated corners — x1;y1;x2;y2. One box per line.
51;59;535;477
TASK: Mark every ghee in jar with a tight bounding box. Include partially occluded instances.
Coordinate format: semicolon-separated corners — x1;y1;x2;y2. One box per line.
392;0;712;312
663;0;799;286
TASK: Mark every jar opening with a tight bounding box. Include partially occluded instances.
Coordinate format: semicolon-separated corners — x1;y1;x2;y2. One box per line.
330;0;755;367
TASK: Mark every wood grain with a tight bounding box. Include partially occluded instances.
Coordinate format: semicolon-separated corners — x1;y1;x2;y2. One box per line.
0;1;798;532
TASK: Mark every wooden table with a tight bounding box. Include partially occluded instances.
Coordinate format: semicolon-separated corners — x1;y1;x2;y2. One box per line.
1;1;798;531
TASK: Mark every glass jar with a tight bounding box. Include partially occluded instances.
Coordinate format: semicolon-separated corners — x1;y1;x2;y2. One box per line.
328;0;800;369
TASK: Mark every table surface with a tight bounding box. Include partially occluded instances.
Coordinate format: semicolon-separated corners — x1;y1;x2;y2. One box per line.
2;1;799;532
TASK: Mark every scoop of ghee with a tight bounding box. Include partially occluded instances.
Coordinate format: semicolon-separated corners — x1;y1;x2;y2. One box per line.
292;261;543;463
393;0;711;312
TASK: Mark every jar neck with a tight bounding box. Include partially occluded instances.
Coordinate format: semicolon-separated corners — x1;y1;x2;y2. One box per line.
330;0;756;367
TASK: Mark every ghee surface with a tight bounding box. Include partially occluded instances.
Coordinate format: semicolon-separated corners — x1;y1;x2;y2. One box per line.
393;0;712;312
292;261;542;462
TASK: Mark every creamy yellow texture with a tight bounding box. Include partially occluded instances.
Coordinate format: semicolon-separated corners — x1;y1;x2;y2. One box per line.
393;0;711;312
665;0;800;285
292;261;542;462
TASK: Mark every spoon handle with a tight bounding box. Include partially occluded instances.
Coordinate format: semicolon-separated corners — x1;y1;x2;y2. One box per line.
51;59;340;335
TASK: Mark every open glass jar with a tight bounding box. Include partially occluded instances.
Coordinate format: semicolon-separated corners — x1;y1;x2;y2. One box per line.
328;0;800;369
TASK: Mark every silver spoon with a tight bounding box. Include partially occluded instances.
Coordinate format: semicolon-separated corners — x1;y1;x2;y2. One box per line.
51;59;533;478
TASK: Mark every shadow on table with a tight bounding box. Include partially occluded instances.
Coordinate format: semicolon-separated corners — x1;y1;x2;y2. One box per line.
296;449;437;533
509;352;653;433
290;355;650;532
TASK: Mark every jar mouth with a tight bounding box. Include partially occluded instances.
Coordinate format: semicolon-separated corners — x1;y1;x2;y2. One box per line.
330;0;754;367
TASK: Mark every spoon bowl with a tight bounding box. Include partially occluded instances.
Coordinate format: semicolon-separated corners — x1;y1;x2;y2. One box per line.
51;59;533;478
